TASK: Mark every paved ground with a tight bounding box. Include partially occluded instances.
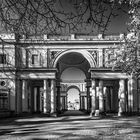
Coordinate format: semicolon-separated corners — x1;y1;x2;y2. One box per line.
0;111;140;140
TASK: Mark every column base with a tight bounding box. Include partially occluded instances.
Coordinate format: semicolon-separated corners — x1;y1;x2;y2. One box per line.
90;110;100;117
95;110;100;117
50;112;58;117
118;112;122;116
90;110;107;117
90;111;94;117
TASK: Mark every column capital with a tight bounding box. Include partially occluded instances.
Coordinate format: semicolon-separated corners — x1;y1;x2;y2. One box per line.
91;78;96;80
55;79;61;87
99;79;103;86
84;79;91;82
91;79;96;89
128;73;138;79
85;79;91;87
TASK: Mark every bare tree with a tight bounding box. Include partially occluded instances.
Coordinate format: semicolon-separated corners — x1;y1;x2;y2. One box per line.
0;0;129;37
0;0;134;78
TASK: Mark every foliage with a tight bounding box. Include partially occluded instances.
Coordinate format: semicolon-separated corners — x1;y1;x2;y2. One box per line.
110;0;140;75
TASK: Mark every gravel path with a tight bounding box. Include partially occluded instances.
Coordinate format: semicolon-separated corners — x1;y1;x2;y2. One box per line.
0;112;140;140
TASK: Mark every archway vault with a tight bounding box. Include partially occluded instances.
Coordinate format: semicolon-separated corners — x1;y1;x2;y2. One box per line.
52;49;96;68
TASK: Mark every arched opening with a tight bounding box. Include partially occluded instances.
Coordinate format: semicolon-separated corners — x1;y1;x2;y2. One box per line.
53;50;96;68
67;87;80;110
60;67;86;112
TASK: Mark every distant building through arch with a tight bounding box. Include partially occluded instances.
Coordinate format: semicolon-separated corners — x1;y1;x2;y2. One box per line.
67;86;80;110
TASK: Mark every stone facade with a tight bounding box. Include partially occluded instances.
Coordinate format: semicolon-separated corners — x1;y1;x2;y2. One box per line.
0;34;139;116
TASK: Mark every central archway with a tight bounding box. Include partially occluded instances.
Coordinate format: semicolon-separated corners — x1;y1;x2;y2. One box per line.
55;50;93;115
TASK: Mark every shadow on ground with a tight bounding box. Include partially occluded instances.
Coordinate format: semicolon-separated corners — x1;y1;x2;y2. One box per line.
0;111;140;140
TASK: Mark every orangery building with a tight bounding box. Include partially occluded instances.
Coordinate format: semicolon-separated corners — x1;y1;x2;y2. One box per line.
0;33;139;117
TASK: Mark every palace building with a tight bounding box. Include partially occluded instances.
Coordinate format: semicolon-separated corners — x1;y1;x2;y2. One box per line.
0;33;139;117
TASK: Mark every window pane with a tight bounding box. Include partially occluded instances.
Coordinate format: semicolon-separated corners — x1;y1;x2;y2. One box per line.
32;54;38;64
0;90;9;110
0;54;6;64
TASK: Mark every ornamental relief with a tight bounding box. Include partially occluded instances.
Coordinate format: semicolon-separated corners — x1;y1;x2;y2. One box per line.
88;50;98;66
104;49;116;67
28;48;48;67
48;50;64;68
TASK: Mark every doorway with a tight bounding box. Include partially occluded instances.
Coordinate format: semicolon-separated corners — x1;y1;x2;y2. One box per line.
30;80;43;113
67;88;80;110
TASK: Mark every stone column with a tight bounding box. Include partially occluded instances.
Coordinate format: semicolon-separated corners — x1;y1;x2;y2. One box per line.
84;96;87;110
87;87;90;112
111;88;114;111
34;87;37;112
50;79;56;114
15;79;22;114
86;79;91;112
103;87;107;112
43;79;49;113
82;96;85;110
79;93;82;110
64;96;66;110
128;74;138;114
37;87;40;112
80;96;83;110
65;95;67;110
28;84;31;112
138;79;140;114
22;80;28;112
90;79;96;117
56;80;61;113
99;80;104;113
118;79;126;116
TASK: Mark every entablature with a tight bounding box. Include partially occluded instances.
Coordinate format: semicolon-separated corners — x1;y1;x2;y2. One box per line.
89;68;128;79
17;68;58;79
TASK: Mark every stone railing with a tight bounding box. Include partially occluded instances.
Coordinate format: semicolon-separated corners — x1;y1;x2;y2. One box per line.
0;33;129;41
0;33;15;39
24;34;124;41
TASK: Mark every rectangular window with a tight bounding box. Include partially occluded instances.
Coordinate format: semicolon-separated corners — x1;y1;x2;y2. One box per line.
32;54;38;65
0;90;9;110
0;54;6;64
